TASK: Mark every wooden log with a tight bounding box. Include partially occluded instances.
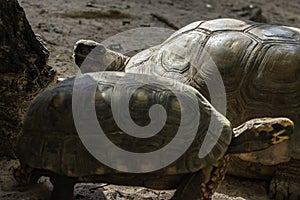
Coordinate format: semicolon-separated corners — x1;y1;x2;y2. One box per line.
0;0;57;157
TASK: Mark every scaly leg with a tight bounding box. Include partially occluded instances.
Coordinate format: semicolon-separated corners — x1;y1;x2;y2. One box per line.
270;158;300;200
13;163;43;185
171;156;229;200
49;174;77;200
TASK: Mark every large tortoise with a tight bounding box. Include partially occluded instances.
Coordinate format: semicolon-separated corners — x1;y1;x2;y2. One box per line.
14;70;292;200
74;18;300;199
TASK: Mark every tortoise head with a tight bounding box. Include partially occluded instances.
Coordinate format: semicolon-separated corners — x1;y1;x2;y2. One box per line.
73;39;129;72
227;117;294;154
73;39;107;68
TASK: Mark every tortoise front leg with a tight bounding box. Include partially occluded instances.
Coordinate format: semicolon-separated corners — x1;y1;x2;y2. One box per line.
270;158;300;200
13;163;44;185
50;174;77;200
171;156;228;200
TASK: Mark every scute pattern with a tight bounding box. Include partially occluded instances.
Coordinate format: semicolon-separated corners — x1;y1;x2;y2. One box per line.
254;44;300;91
247;25;300;42
198;18;254;32
161;31;206;73
126;18;300;159
197;31;255;91
18;72;232;177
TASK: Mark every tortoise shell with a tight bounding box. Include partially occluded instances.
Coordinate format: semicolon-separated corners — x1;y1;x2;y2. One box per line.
125;18;300;160
17;72;231;177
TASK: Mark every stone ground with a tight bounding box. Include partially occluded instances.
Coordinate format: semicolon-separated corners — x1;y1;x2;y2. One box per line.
0;0;299;199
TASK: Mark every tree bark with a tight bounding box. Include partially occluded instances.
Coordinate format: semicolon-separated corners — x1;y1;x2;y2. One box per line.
0;0;57;157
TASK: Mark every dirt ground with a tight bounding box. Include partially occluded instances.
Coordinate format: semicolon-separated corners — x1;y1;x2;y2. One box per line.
1;0;299;199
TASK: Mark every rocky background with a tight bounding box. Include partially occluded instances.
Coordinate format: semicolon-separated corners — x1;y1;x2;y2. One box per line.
0;0;299;199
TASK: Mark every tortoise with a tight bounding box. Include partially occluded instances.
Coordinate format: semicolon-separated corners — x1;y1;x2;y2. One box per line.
73;18;300;199
14;69;293;200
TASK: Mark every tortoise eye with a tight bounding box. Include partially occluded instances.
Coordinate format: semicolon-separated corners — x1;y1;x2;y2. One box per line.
271;123;284;131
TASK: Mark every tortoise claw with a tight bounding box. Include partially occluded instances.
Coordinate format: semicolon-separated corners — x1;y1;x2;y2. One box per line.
269;159;300;200
13;164;42;185
13;165;34;185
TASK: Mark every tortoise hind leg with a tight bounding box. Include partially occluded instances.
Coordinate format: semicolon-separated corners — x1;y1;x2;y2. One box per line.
270;158;300;200
49;174;77;200
13;163;44;185
171;156;228;200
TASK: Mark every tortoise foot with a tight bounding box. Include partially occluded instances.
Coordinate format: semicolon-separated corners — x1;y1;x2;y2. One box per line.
270;178;300;200
13;164;40;185
270;159;300;200
171;156;229;200
50;174;77;200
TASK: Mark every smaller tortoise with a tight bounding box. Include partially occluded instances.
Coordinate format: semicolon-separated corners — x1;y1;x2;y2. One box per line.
14;71;293;200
